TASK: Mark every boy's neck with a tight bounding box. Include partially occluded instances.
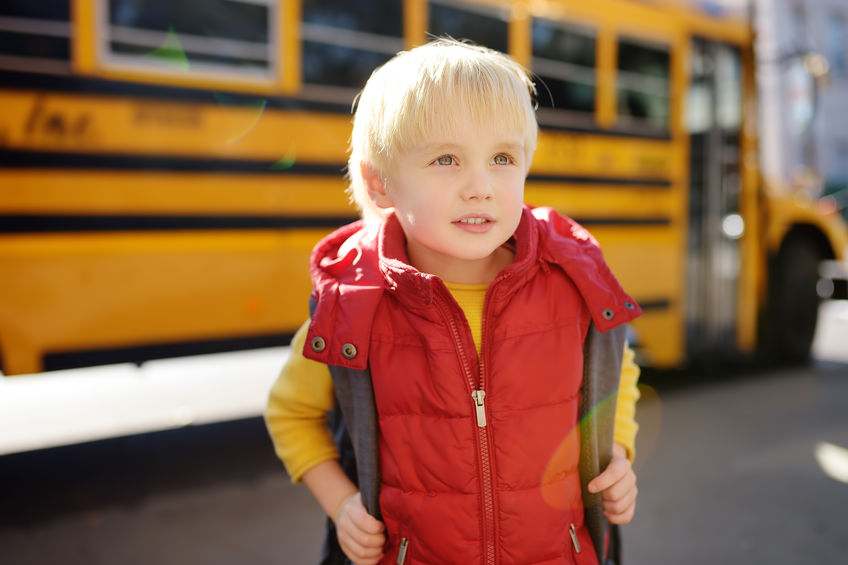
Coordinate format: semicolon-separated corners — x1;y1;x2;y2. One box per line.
407;244;515;285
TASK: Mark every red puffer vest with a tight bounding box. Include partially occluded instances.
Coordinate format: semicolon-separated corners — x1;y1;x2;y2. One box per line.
305;205;640;565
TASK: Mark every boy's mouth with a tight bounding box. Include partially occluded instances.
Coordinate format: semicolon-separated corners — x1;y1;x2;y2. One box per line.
454;213;494;225
454;214;495;233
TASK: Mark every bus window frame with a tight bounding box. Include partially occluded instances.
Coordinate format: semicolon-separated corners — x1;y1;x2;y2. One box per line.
530;16;599;131
299;0;404;105
92;0;281;91
613;33;672;135
0;10;73;76
427;0;511;53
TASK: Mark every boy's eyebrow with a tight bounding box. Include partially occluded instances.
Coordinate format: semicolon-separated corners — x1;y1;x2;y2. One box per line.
417;138;525;154
496;140;526;152
416;141;455;153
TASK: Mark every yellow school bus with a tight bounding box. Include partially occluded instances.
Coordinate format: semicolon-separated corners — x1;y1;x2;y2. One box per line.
1;0;846;377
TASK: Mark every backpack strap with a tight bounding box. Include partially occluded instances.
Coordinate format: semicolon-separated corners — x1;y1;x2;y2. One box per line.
309;297;382;565
579;322;627;564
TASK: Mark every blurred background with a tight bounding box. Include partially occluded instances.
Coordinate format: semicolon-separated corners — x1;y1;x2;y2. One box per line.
1;0;846;563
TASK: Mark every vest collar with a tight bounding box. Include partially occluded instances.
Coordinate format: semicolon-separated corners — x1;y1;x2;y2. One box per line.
304;205;641;369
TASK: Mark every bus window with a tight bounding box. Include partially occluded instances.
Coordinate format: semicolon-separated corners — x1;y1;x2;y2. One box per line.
301;0;403;96
0;0;71;75
428;0;509;54
103;0;274;78
616;37;670;131
531;18;596;127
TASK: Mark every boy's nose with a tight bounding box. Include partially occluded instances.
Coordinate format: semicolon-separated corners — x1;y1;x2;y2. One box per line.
462;169;494;200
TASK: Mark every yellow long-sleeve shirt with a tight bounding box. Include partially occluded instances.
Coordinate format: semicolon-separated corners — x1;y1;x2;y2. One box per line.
266;282;640;482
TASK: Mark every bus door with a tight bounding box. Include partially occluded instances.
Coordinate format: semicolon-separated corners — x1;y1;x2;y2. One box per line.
685;38;744;356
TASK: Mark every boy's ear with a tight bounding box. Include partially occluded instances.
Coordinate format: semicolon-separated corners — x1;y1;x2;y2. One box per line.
361;162;393;209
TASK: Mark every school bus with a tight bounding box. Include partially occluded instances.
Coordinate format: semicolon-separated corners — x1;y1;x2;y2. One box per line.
1;0;846;381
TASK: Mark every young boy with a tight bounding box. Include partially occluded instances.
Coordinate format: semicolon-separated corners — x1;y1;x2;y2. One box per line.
266;39;641;565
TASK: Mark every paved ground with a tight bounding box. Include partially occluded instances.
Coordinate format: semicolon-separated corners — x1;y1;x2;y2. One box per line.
624;361;848;564
0;419;326;565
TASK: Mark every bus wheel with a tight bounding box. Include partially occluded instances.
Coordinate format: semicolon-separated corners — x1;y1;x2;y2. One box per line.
765;236;823;364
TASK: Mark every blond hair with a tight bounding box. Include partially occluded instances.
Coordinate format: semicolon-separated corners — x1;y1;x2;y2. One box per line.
347;38;538;225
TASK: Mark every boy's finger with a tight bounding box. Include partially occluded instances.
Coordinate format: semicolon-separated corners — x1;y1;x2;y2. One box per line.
603;485;638;515
342;541;383;565
605;505;636;525
339;531;385;562
600;471;636;502
604;491;637;524
353;512;386;535
348;501;386;534
351;538;385;556
354;531;386;549
587;459;626;493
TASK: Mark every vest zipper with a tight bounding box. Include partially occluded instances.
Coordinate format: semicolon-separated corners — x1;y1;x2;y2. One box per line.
478;288;496;565
477;413;496;565
569;523;581;553
396;537;409;565
435;292;497;565
472;389;486;426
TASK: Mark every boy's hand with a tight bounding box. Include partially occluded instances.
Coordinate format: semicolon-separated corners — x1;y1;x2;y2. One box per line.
586;443;638;524
335;492;386;565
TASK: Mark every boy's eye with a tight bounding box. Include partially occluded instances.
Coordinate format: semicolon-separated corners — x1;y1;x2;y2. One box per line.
435;155;454;166
493;154;511;165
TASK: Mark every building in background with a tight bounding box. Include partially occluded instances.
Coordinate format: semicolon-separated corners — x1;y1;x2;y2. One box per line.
755;0;848;204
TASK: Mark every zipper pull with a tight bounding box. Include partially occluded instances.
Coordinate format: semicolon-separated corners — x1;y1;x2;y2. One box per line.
569;523;581;553
397;537;409;565
472;390;487;427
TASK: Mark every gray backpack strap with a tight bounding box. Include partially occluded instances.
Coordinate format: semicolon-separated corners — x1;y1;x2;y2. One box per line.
320;363;381;565
326;362;381;518
579;322;627;564
308;297;381;518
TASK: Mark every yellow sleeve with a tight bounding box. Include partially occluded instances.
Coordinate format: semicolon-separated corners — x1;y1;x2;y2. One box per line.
613;341;641;461
264;319;339;483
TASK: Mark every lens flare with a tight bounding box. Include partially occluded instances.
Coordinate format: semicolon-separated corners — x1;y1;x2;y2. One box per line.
271;146;297;170
541;383;663;509
541;392;620;510
213;93;268;145
143;26;189;71
540;422;582;510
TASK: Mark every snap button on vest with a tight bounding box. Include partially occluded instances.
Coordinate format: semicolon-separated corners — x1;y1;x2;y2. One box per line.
602;308;614;320
310;336;326;352
341;343;357;359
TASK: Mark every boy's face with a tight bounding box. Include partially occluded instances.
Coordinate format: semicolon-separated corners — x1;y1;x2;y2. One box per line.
368;114;527;282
